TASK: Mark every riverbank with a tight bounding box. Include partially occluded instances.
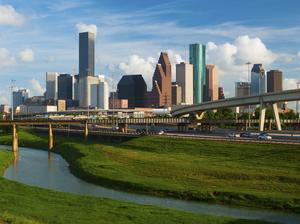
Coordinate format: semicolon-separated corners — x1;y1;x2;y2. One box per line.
1;149;275;224
0;129;299;213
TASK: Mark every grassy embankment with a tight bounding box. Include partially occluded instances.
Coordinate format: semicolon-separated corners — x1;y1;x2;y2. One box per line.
0;129;299;214
0;147;274;224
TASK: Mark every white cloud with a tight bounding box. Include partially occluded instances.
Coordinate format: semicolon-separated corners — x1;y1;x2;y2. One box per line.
207;35;277;83
119;55;156;89
0;5;25;26
165;49;184;81
233;36;277;65
76;23;98;36
118;50;184;89
29;79;45;96
166;49;184;65
284;78;299;90
0;48;16;67
298;51;300;58
19;48;34;62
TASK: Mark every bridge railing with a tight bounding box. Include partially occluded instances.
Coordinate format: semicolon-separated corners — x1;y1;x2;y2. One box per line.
87;117;190;125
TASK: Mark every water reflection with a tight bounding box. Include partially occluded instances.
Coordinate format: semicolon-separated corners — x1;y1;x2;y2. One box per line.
2;147;300;224
48;151;53;161
13;151;18;167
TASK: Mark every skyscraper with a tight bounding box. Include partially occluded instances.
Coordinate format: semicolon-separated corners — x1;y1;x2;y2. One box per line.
45;72;58;100
79;76;99;108
176;62;193;104
189;43;206;104
235;82;250;113
218;87;225;100
79;32;95;108
205;64;219;102
13;89;29;108
150;52;172;108
117;74;147;108
267;70;283;93
58;74;73;101
90;75;109;110
79;32;95;78
250;64;266;96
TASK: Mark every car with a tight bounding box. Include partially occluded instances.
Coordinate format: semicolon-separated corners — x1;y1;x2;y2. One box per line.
240;132;252;138
227;132;240;138
158;130;164;135
257;133;272;140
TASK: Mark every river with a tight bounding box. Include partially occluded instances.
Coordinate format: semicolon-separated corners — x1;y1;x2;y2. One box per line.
1;146;300;224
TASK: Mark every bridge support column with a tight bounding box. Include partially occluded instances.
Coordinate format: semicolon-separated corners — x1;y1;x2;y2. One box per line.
12;123;18;152
272;103;282;131
268;119;272;131
259;105;266;132
195;111;205;120
49;124;53;151
84;122;88;140
119;124;128;133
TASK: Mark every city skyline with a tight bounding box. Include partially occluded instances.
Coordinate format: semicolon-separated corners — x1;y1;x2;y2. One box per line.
0;0;300;105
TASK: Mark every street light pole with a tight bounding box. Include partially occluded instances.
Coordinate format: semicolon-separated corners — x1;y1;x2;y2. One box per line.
9;80;16;121
246;62;251;130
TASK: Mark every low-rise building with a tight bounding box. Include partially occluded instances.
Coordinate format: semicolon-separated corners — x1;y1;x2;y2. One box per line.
109;98;128;109
18;105;57;115
57;100;66;111
0;105;10;113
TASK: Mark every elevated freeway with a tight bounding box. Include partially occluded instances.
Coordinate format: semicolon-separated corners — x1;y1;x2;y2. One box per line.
171;89;300;131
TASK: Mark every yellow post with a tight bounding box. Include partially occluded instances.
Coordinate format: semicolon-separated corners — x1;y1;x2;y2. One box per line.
13;151;19;166
49;123;53;151
12;123;18;152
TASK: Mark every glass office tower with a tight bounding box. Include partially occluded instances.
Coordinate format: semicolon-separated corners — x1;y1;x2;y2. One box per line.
250;64;265;96
79;32;95;78
189;43;206;104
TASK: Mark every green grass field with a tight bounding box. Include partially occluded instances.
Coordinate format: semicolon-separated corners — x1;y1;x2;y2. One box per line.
0;130;300;213
0;147;273;224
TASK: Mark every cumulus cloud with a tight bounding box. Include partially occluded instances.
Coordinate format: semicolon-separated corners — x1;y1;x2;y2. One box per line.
118;50;184;89
207;35;277;83
234;36;277;65
0;5;25;26
284;78;299;90
166;49;185;81
205;35;277;97
0;48;16;67
29;79;45;96
298;51;300;58
76;23;98;36
166;49;184;64
119;55;156;88
19;48;34;62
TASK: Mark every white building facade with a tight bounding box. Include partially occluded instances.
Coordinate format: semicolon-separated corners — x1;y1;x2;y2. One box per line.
80;75;109;109
176;62;194;105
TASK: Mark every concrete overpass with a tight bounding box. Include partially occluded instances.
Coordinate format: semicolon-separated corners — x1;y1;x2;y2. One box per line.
171;89;300;131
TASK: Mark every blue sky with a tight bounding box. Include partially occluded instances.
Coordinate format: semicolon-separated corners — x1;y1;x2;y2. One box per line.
0;0;300;104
